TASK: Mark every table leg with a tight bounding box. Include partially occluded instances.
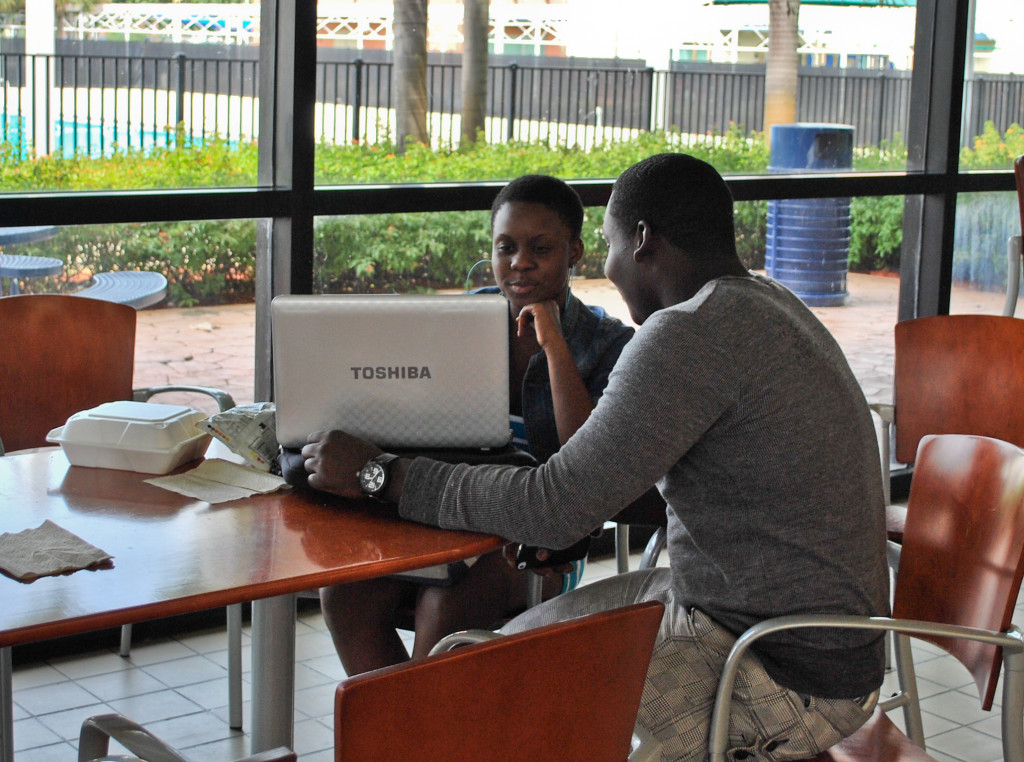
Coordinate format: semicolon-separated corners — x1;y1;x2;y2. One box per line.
250;594;296;754
1;647;12;762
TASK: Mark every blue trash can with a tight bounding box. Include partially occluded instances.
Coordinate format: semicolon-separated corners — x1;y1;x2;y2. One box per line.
765;123;854;307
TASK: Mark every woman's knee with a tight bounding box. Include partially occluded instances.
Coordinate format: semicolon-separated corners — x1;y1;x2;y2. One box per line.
321;578;407;624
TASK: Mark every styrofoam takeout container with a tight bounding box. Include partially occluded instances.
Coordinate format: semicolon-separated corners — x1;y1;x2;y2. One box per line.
46;400;212;474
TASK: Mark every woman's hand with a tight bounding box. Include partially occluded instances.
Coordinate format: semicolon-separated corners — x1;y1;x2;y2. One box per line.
302;429;382;498
516;300;564;350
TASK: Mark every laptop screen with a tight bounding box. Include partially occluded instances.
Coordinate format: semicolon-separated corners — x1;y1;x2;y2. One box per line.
271;293;511;450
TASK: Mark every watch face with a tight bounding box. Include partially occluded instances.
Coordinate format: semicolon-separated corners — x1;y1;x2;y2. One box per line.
360;462;386;494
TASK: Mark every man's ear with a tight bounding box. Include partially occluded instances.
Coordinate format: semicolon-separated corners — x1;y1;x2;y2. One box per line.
633;220;656;261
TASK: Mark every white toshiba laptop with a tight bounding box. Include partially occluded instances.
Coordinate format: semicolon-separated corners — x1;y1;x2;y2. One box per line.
271;293;510;450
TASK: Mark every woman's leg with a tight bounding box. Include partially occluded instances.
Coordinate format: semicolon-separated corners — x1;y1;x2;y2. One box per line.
411;549;562;658
319;577;416;675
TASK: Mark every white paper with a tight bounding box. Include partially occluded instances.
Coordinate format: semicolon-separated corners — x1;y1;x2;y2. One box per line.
146;458;288;503
197;403;279;472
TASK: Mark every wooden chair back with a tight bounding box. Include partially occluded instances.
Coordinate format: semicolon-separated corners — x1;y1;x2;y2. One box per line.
893;434;1024;710
892;314;1024;465
333;601;665;762
0;294;136;453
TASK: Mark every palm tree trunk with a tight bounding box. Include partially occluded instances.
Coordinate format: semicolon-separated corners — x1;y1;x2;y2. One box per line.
393;0;429;150
764;0;801;141
461;0;489;145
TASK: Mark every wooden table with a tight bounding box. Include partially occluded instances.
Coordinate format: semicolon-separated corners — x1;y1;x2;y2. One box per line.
0;450;502;760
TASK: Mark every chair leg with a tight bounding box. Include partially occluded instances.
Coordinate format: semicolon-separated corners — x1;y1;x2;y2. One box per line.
615;523;630;574
893;631;926;748
1;647;13;762
1000;647;1024;761
121;606;244;731
527;574;543;609
119;623;133;657
639;527;666;570
227;603;243;730
886;540;902;673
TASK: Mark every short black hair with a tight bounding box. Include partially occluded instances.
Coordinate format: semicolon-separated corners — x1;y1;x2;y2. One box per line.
490;175;585;240
609;153;737;258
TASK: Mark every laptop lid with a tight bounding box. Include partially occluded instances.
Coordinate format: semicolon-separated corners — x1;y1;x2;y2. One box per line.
271;294;510;450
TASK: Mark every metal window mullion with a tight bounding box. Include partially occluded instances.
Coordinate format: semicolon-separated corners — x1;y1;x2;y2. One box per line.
898;0;970;321
254;0;317;407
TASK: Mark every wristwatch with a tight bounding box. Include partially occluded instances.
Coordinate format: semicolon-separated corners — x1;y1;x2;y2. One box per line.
358;453;401;498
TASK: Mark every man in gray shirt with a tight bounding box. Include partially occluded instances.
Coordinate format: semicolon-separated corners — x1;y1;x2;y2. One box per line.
302;153;888;761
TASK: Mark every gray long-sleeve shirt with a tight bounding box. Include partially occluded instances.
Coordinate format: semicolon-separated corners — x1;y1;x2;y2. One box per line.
400;274;888;697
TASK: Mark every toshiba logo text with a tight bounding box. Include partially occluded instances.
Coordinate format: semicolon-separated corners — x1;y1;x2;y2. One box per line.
349;366;432;380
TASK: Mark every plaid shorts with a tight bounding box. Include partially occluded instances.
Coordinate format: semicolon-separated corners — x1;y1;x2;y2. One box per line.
501;567;875;762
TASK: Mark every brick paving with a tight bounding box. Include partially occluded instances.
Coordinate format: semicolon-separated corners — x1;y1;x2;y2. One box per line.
133;273;1008;411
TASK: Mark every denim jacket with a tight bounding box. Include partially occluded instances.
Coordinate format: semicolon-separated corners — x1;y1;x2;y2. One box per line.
472;287;634;463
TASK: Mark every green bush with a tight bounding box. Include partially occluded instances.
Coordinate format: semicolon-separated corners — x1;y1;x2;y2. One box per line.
308;125;775;293
20;121;1024;302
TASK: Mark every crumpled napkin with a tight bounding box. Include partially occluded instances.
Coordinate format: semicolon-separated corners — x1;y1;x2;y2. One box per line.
0;520;114;583
146;458;288;503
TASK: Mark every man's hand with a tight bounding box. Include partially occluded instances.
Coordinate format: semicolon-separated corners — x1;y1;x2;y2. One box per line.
516;300;563;349
501;543;574;577
302;430;382;498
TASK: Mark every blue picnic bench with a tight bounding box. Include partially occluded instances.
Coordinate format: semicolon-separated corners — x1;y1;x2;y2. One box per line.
73;271;168;309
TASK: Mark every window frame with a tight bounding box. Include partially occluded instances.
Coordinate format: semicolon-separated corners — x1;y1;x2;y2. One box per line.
0;0;1013;400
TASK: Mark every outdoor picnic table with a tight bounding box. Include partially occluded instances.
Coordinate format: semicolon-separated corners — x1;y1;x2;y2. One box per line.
0;226;61;296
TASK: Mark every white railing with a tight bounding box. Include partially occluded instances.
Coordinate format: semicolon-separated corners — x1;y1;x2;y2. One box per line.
55;2;572;53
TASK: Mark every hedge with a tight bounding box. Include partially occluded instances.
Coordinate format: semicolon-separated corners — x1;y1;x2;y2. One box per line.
3;122;1021;306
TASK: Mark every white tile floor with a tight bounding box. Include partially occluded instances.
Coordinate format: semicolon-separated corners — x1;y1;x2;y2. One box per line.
11;549;1023;761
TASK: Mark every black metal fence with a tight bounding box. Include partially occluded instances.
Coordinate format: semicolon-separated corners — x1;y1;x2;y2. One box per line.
1;50;1021;158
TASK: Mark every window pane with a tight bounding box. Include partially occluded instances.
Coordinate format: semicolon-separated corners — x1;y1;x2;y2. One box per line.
949;190;1021;317
315;194;899;406
960;0;1024;170
313;1;917;184
2;3;259;191
761;193;902;408
1;219;258;406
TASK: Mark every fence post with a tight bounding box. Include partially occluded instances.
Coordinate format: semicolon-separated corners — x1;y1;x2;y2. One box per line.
874;72;886;146
969;76;983;144
644;66;655;132
352;58;363;144
507;62;518;142
175;53;186;136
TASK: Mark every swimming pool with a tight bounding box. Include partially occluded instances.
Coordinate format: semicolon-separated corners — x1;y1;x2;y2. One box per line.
1;113;207;159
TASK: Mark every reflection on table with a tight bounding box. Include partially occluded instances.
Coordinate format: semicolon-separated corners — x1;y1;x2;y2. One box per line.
0;449;502;760
0;226;61;296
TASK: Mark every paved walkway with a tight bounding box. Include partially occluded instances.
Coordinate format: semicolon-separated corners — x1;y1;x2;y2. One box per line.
133;273;1008;410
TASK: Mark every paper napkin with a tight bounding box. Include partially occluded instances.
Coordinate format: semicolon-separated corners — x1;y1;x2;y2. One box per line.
0;520;114;583
146;458;288;503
